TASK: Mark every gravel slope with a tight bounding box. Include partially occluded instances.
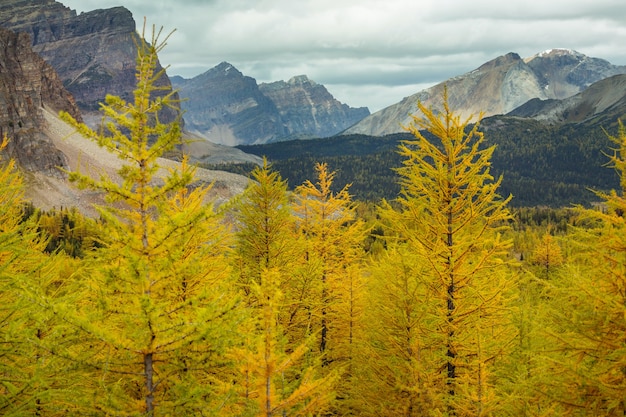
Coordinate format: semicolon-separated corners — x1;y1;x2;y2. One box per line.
22;107;251;217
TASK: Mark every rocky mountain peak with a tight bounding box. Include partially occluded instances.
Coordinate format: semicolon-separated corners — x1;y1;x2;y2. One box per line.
529;48;585;60
477;52;522;71
174;61;369;145
287;75;316;86
0;1;134;43
525;48;592;72
175;62;284;146
524;48;625;99
212;61;242;78
259;75;369;140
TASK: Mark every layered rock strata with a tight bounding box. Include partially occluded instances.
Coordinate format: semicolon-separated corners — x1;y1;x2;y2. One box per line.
0;27;81;175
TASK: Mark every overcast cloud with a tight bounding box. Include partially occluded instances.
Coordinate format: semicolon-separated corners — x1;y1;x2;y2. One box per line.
61;0;626;112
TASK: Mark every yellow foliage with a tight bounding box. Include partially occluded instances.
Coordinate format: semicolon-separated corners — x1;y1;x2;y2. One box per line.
57;24;241;415
373;88;517;415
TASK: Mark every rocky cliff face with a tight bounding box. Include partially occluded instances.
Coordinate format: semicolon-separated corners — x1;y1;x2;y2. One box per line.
173;63;370;145
173;62;286;146
346;49;626;136
259;75;369;139
0;0;179;127
0;26;81;175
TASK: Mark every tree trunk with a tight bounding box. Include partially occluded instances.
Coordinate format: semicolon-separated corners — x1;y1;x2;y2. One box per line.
144;352;155;415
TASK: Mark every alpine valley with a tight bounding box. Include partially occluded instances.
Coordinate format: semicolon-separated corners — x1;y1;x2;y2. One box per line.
239;51;626;207
1;0;626;209
4;3;626;415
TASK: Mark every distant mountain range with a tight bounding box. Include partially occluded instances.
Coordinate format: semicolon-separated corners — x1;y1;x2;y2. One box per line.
345;49;626;136
4;1;624;145
1;0;370;146
172;64;369;145
2;0;626;208
172;47;626;145
239;72;626;207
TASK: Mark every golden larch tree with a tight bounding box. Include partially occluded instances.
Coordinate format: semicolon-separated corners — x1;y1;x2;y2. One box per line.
0;136;78;414
529;228;564;279
540;120;626;415
356;242;440;416
232;268;336;416
377;88;516;415
58;24;240;415
291;162;367;414
231;160;337;416
233;159;298;301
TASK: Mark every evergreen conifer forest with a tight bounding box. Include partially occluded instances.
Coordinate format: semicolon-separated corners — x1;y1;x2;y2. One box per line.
2;26;626;416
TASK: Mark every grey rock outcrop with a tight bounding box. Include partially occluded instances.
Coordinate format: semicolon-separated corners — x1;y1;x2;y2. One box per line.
0;26;81;175
346;49;626;136
0;0;180;127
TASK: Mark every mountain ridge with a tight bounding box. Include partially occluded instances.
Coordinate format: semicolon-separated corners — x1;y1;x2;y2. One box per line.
236;71;626;207
173;62;369;146
259;74;369;140
507;73;626;124
345;49;626;136
172;62;284;146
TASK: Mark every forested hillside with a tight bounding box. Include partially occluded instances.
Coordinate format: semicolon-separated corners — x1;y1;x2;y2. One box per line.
3;27;626;416
236;115;620;207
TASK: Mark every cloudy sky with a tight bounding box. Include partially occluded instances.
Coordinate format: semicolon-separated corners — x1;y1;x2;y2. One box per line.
61;0;626;112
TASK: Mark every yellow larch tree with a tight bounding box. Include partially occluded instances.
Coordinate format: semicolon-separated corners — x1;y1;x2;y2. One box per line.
232;159;298;301
231;161;337;416
500;224;567;416
539;120;626;415
58;24;241;415
232;268;336;417
355;242;440;416
0;136;79;415
291;162;367;414
528;228;564;279
376;88;517;415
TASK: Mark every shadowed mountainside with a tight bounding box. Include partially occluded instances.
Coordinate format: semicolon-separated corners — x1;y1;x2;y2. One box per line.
172;63;369;145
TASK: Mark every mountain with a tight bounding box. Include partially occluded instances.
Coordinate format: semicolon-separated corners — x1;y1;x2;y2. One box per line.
345;49;626;136
0;8;250;216
0;26;81;176
237;73;626;207
173;63;369;145
507;73;626;125
0;0;180;127
259;75;369;139
173;62;286;146
523;49;623;98
32;108;251;217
